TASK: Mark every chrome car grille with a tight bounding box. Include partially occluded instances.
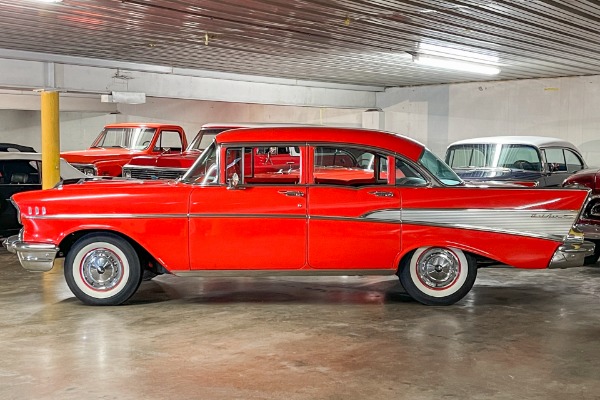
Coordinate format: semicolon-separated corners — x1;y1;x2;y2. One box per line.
123;167;186;180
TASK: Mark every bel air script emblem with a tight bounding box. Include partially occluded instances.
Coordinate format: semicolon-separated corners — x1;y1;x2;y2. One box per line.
530;213;572;219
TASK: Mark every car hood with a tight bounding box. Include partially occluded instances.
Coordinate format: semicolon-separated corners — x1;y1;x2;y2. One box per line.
61;148;139;163
11;178;192;216
127;152;201;168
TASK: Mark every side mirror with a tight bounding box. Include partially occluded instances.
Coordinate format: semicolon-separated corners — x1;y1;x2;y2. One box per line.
227;172;244;190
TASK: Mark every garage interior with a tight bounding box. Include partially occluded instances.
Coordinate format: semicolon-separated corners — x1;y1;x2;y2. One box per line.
1;1;600;399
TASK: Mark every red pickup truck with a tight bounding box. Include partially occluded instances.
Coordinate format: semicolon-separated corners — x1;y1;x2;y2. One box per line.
121;123;255;180
61;123;188;177
122;123;310;180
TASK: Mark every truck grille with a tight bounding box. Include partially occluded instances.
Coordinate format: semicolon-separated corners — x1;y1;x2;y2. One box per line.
122;166;187;180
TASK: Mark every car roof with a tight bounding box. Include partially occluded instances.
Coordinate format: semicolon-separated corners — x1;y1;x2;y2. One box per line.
0;152;43;160
0;152;87;178
104;123;183;129
0;143;36;152
201;122;317;129
215;126;425;161
448;135;581;150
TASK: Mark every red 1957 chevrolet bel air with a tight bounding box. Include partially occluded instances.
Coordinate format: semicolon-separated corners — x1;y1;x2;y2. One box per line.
3;127;595;306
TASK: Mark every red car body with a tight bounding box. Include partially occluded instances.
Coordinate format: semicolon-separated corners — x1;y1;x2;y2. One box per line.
4;127;594;306
61;123;188;177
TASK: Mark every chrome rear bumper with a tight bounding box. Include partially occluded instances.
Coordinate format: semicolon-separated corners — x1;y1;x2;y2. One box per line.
548;240;595;269
2;234;59;272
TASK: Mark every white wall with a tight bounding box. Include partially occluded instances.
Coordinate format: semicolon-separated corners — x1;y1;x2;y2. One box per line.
0;98;364;151
0;110;113;151
378;75;600;163
4;74;600;161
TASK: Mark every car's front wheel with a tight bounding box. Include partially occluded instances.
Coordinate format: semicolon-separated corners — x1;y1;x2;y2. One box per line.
64;233;143;306
399;247;477;306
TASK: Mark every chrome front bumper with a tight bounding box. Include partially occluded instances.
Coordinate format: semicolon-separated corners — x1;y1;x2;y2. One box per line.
2;234;59;272
548;240;595;269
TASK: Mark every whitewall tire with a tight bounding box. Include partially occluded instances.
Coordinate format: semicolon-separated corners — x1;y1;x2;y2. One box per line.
399;247;477;306
64;233;143;306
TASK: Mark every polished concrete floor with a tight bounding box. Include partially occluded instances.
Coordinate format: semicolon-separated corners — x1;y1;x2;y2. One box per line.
1;249;599;400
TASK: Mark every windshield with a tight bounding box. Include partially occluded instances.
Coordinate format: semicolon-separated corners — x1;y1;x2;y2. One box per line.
181;142;218;184
92;127;156;150
419;149;462;186
446;143;542;171
188;128;231;151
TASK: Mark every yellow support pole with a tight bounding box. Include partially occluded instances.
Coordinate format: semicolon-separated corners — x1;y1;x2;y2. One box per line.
40;90;60;189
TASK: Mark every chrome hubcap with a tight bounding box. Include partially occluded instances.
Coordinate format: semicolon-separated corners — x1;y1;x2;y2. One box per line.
416;248;460;289
81;248;122;290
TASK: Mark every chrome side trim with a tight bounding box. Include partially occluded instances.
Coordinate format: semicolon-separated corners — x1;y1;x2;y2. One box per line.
189;214;306;219
362;208;579;240
171;269;396;277
27;213;189;220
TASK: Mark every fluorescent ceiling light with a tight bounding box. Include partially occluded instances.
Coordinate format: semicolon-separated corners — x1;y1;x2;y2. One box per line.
413;54;501;75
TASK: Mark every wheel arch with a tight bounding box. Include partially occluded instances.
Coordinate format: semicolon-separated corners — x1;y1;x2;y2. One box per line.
58;229;160;272
395;243;496;274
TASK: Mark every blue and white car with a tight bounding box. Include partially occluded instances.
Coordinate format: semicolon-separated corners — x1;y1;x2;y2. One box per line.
445;136;587;187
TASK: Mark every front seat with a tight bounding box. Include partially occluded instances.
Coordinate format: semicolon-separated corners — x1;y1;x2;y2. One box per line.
10;172;29;184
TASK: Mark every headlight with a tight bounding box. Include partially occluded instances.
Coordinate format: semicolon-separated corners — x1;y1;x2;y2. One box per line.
83;168;95;177
123;170;132;178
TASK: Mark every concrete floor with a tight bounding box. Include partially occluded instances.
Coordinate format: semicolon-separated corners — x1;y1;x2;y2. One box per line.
1;249;599;400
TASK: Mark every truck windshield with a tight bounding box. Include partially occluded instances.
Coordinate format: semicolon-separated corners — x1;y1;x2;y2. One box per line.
181;142;218;184
92;127;156;150
419;149;463;186
187;128;231;151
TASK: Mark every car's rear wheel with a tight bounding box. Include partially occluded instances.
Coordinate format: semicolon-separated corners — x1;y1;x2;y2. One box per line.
64;233;143;306
399;247;477;306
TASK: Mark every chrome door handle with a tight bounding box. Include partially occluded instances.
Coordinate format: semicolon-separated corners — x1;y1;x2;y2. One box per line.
278;190;305;197
368;191;394;197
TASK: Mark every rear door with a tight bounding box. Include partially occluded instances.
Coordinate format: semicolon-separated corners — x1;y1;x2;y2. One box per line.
307;145;402;270
542;147;586;187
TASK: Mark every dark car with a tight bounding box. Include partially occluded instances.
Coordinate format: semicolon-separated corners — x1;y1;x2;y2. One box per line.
0;153;86;238
445;136;587;187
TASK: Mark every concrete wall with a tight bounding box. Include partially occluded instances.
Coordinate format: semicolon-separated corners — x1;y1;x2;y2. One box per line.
2;74;600;164
378;75;600;163
0;98;364;151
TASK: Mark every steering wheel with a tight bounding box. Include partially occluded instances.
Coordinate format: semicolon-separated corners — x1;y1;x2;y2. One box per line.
200;163;218;184
513;160;535;171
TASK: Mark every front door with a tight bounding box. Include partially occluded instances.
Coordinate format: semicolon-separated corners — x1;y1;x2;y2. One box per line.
188;145;307;270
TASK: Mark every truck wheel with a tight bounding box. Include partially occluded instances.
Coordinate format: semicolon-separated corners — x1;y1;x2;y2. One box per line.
399;247;477;306
64;233;143;306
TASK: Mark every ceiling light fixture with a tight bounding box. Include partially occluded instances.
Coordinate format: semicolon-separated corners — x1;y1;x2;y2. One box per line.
32;0;63;3
412;54;501;75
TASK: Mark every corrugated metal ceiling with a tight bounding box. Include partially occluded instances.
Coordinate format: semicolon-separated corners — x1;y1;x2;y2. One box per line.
1;0;600;88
